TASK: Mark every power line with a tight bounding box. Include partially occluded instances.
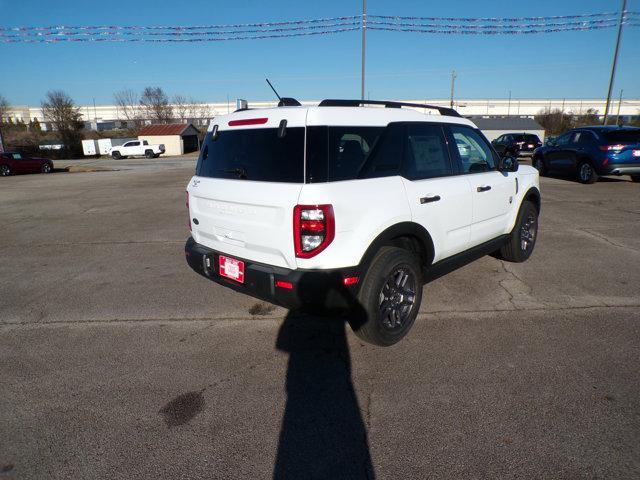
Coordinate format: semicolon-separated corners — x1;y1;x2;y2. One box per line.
1;11;637;43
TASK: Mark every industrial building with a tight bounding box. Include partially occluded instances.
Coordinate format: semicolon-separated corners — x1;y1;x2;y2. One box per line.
3;98;639;132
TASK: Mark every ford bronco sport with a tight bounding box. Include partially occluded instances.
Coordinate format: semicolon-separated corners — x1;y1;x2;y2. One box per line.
185;99;541;346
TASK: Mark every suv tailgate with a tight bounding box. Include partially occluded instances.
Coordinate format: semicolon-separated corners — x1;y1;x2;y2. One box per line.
188;178;301;269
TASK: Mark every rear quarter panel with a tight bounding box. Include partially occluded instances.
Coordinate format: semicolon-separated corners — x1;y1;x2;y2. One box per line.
296;176;412;270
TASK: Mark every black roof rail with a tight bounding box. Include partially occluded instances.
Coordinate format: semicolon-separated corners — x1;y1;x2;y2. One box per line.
318;99;461;117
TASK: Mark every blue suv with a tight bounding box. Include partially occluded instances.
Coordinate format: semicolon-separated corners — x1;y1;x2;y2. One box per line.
532;126;640;184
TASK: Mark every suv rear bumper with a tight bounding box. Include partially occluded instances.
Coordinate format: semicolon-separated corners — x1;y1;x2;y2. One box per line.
601;163;640;176
185;237;361;311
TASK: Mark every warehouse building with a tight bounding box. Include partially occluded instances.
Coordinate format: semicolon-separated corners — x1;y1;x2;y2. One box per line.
469;117;546;142
137;123;200;156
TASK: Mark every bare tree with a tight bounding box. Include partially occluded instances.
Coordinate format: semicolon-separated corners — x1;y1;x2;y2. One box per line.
0;94;9;122
114;89;142;126
534;108;574;136
572;108;600;128
192;102;214;121
41;90;83;154
172;94;189;121
140;87;173;123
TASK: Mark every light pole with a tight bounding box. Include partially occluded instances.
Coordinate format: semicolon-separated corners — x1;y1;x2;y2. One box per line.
615;89;624;125
361;0;366;100
603;0;627;125
450;70;457;108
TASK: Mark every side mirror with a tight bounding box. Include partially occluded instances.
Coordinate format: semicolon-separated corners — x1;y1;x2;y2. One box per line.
499;156;519;173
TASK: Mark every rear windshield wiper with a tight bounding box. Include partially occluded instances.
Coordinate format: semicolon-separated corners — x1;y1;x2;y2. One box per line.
218;167;248;179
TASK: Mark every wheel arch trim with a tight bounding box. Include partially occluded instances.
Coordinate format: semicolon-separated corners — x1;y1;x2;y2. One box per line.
358;221;435;272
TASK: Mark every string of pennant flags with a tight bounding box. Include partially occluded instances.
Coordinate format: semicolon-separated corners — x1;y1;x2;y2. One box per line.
1;11;638;43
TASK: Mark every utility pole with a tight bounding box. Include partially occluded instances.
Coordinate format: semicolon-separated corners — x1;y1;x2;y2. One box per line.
615;89;624;125
361;0;366;100
507;90;511;116
450;70;457;108
603;0;627;125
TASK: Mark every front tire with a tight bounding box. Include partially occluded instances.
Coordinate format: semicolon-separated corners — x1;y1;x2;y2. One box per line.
500;201;539;263
41;163;52;174
352;247;422;346
112;151;121;160
578;161;598;184
1;164;11;176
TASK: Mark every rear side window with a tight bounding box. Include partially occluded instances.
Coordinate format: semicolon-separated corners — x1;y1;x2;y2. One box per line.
306;126;384;182
573;131;594;145
449;125;497;173
197;128;305;183
357;123;403;179
603;130;640;143
403;124;452;180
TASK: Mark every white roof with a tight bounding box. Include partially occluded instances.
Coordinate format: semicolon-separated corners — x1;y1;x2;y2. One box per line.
209;106;476;132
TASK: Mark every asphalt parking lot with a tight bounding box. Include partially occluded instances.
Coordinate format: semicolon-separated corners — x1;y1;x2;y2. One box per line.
1;157;639;479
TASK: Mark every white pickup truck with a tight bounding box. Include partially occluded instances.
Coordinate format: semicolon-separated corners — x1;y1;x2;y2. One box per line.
110;140;165;159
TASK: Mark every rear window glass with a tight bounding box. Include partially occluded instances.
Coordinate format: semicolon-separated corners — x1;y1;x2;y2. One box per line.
306;126;384;182
603;130;640;143
513;134;540;143
196;128;304;183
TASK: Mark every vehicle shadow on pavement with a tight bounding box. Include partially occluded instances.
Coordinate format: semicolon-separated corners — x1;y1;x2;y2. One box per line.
273;274;375;480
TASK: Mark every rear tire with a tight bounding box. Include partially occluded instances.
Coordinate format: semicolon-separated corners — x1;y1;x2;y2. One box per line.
41;163;52;174
631;174;640;183
500;201;539;263
578;161;598;184
145;150;154;159
1;164;11;176
351;247;423;347
533;157;547;176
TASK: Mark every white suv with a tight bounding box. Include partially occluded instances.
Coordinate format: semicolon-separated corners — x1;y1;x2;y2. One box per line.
185;99;540;346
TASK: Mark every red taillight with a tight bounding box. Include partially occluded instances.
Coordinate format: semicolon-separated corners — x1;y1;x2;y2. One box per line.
293;204;335;259
228;118;268;127
599;144;625;152
300;220;325;233
343;276;359;286
186;191;191;231
275;280;294;290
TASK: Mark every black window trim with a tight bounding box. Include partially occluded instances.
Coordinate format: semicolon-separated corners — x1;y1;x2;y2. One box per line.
445;124;500;176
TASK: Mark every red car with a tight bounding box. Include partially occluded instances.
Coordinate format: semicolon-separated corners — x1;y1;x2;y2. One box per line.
0;151;54;176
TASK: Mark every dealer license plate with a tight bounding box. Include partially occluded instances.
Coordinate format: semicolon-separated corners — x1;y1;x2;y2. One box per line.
219;255;245;283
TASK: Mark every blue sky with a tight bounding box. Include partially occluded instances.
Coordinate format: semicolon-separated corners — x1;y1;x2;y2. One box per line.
0;0;638;106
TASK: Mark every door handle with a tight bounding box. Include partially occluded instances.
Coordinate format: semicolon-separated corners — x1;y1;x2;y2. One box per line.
477;186;492;192
420;195;441;204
